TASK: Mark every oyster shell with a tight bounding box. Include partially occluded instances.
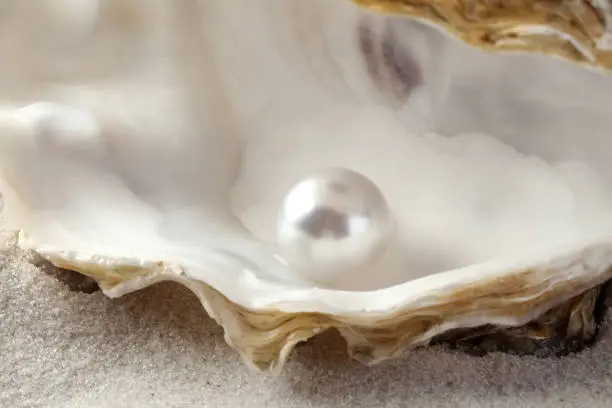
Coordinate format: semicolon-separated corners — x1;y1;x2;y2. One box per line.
356;0;612;71
1;0;612;373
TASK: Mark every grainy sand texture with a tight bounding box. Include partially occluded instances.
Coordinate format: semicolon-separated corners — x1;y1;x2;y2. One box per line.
1;234;611;408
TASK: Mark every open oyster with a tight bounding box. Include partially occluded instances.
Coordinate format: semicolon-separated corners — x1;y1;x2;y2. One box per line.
1;0;612;373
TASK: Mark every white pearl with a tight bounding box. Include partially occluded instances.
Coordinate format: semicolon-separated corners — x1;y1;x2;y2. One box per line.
276;168;393;284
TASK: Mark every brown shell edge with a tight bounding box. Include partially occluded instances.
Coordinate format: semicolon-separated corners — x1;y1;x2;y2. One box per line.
353;0;612;71
44;254;612;374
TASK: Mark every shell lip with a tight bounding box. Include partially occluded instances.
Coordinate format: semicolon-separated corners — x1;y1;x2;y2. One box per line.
352;0;612;72
20;229;612;316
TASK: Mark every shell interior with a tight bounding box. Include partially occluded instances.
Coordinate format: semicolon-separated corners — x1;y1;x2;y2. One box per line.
1;0;612;371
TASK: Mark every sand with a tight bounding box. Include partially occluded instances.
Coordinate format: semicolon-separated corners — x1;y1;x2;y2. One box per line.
1;236;612;408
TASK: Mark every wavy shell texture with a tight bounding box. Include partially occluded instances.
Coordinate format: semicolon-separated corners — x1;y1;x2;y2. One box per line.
1;0;612;374
357;0;612;71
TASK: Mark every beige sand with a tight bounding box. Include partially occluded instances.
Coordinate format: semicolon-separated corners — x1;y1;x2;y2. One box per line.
1;234;611;408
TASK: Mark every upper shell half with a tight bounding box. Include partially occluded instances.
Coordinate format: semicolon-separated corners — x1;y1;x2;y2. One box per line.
1;0;612;373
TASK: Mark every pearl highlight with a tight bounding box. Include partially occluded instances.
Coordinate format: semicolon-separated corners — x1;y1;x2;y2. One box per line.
276;168;393;284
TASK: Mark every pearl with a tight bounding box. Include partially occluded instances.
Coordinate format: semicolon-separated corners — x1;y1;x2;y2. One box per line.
276;168;393;284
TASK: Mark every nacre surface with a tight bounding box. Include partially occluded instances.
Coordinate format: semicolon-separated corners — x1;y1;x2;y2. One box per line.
1;0;612;373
